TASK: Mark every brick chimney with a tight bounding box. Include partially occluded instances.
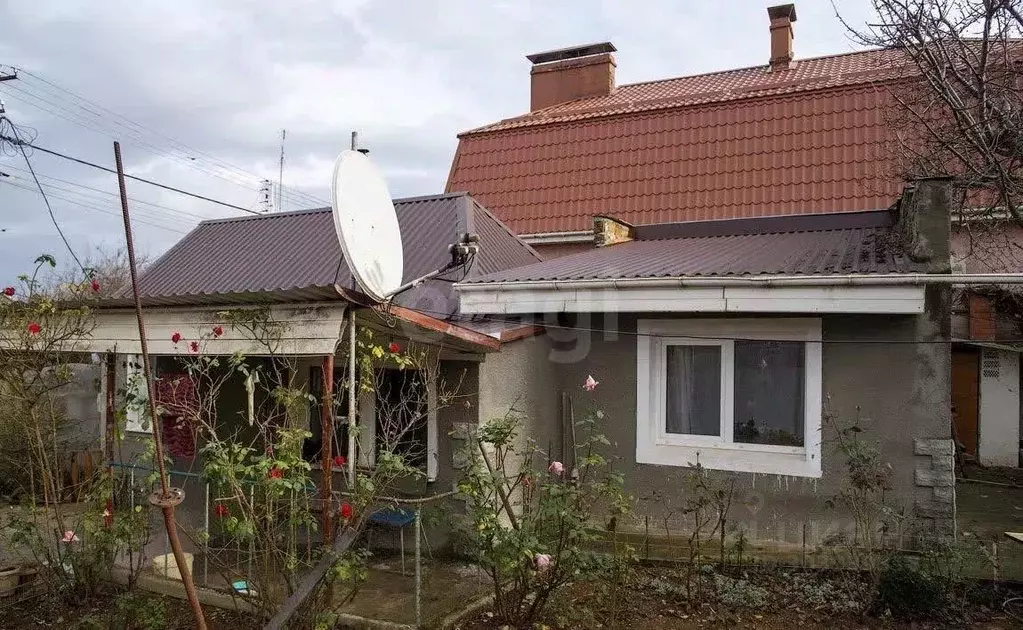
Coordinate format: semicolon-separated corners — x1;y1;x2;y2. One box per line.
768;4;797;71
527;42;616;111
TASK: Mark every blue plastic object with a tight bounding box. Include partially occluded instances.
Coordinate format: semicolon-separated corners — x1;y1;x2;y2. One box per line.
369;507;415;527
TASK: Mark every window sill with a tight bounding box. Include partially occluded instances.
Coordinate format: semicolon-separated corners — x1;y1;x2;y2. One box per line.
637;442;821;478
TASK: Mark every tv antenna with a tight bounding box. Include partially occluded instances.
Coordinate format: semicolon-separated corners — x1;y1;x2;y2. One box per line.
276;129;286;212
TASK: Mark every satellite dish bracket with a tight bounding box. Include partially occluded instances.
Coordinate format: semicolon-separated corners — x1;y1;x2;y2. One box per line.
381;233;481;300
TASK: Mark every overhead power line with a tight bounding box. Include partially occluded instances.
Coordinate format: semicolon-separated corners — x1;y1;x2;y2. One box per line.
1;163;211;223
2;177;190;235
4;69;329;208
0;134;263;215
1;117;85;270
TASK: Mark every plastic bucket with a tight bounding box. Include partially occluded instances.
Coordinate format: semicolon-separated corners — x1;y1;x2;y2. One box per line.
152;552;193;581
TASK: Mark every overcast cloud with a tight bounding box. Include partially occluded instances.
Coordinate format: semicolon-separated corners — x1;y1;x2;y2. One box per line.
0;0;874;284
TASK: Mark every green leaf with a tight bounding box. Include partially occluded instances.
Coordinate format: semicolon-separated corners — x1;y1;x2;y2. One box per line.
35;254;57;268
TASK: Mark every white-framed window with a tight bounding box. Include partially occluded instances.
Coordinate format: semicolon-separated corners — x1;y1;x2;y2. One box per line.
636;318;822;478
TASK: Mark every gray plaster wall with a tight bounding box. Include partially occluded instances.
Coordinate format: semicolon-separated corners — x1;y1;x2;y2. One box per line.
489;304;952;548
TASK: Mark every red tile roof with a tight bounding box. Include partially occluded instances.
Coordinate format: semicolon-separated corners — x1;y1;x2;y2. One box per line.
446;47;913;236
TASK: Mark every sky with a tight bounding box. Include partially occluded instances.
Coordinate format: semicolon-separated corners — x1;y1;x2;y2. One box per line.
0;0;876;284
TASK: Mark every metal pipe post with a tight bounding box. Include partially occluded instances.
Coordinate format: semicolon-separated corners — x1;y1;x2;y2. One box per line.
321;353;335;545
113;141;207;629
347;314;356;480
203;482;209;586
415;507;422;628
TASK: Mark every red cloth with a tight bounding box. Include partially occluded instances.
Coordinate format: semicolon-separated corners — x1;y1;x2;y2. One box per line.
155;374;198;459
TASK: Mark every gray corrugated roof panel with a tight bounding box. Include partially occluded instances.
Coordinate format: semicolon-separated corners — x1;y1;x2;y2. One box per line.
462;210;929;284
468;198;542;276
126;192;537;314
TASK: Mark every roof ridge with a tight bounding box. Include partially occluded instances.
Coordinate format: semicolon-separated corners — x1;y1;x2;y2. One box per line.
197;192;472;227
469;196;544;262
631;208;894;241
613;45;891;93
461;46;904;136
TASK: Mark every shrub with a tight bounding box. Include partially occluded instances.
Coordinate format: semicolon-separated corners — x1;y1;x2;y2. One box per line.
713;572;768;608
876;554;944;618
112;591;168;630
457;375;632;628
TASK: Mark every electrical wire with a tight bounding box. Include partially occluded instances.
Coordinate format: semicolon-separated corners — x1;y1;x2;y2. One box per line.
3;71;329;208
2;117;85;271
2;179;190;235
0;134;263;215
2;165;212;223
2;174;199;235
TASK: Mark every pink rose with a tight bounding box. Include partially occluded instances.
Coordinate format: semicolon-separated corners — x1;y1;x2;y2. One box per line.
584;375;599;392
61;530;79;543
548;461;564;476
535;553;552;571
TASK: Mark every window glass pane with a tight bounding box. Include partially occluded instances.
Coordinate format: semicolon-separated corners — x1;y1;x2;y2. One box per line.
665;345;721;436
734;341;804;446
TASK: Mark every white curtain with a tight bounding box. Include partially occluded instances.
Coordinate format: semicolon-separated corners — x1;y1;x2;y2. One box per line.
665;345;721;436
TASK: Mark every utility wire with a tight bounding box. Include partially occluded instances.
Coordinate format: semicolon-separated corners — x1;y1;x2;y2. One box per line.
4;71;329;208
2;117;85;271
3;174;197;233
2;179;189;235
0;134;263;215
2;164;211;222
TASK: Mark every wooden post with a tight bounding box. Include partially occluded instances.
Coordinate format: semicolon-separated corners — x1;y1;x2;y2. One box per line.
104;353;116;527
321;354;335;545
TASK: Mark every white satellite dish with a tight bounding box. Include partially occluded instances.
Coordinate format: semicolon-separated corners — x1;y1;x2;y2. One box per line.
330;150;404;302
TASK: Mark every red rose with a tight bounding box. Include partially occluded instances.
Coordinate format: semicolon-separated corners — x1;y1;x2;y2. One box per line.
2;287;14;297
171;332;182;344
340;502;354;520
90;279;101;293
269;468;283;479
212;326;224;337
215;503;230;518
27;322;41;335
388;342;401;353
333;455;347;468
189;341;200;353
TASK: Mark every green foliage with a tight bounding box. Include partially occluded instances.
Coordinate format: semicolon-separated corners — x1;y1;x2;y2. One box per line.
876;554;945;618
713;572;768;608
457;395;633;628
112;591;168;630
3;471;153;602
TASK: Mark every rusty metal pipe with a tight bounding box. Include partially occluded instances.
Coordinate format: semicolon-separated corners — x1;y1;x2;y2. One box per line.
114;141;207;629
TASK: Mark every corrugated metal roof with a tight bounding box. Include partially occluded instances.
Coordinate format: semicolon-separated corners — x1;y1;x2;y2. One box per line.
130;192;540;312
462;209;929;284
446;47;909;235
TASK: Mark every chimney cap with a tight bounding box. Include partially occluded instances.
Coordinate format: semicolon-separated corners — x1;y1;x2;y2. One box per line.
527;42;616;65
767;4;797;22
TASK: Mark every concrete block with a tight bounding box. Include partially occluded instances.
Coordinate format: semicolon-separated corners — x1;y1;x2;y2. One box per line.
932;486;955;504
914;438;954;457
915;467;954;487
915;500;954;519
930;457;954;473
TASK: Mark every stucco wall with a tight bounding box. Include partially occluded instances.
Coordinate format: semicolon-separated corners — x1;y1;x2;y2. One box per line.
978;348;1021;467
496;304;953;548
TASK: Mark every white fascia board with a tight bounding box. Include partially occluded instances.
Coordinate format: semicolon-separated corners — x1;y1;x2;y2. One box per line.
459;285;926;315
